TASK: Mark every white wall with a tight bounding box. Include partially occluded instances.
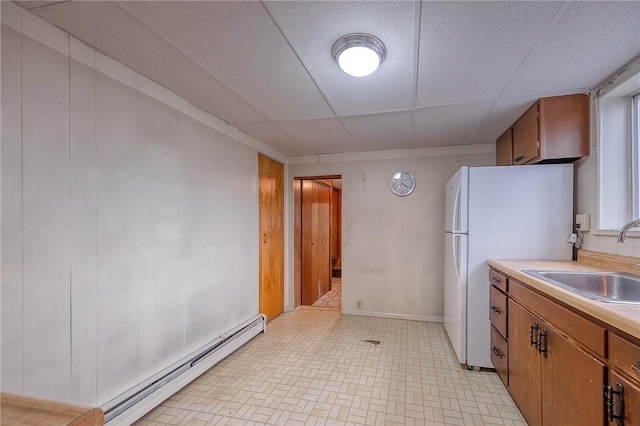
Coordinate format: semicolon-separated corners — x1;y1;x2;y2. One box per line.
286;147;495;321
1;3;280;407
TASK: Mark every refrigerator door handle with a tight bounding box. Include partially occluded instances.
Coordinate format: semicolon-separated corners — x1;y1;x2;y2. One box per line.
452;181;462;232
453;234;461;290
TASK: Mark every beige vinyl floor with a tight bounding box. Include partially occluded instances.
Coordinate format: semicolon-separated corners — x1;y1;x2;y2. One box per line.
136;307;525;426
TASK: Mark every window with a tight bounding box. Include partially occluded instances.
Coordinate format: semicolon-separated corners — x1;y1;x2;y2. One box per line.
591;56;640;230
632;92;640;219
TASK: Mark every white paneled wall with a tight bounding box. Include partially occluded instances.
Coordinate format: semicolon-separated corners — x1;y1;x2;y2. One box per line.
287;147;495;321
1;3;264;407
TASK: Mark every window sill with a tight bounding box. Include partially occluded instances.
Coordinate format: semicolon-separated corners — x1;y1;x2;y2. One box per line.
591;229;640;239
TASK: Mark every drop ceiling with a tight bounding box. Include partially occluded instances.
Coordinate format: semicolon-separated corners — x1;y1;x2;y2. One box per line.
15;1;640;157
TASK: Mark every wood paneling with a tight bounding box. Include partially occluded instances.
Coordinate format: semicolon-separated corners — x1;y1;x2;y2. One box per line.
293;179;302;308
330;186;342;272
258;154;284;322
301;180;331;305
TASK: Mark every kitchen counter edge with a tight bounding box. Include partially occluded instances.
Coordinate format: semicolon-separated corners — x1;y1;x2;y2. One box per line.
487;259;640;340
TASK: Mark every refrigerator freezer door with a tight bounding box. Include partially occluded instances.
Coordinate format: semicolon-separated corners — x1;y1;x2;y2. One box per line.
445;167;468;234
444;232;468;364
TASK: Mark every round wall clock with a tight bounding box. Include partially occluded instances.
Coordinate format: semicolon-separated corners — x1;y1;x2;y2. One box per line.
389;171;415;196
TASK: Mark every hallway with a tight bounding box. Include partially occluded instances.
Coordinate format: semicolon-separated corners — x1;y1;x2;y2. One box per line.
137;310;524;425
312;278;342;308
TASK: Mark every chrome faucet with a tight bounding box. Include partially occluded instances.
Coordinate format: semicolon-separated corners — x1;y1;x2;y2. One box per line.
617;219;640;242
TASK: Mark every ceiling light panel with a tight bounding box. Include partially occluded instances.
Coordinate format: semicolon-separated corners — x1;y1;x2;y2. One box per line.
266;0;416;116
417;1;562;108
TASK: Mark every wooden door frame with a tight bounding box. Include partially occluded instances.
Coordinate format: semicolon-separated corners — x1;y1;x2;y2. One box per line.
293;175;342;308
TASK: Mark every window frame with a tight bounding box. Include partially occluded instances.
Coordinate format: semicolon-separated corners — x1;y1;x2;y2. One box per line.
632;92;640;220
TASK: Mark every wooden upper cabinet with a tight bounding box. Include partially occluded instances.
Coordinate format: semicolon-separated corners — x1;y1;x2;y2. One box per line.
496;128;513;166
512;103;540;165
496;94;589;166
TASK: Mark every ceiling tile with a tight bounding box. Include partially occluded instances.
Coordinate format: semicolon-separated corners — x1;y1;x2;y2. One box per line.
468;96;539;145
277;118;359;154
417;1;562;107
267;0;417;116
16;1;68;10
342;111;413;151
233;122;314;157
413;101;493;147
119;1;334;122
502;1;640;97
29;1;268;125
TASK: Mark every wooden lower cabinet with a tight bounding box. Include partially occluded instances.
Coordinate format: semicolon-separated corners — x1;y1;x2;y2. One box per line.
508;299;605;426
541;323;606;425
509;301;543;426
610;333;640;425
610;371;640;426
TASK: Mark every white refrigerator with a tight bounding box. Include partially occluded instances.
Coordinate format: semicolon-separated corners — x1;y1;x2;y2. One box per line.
444;165;573;369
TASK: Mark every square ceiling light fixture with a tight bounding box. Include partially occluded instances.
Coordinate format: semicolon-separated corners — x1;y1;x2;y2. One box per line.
332;33;386;77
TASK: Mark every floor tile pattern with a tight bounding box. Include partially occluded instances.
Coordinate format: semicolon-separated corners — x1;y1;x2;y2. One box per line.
312;278;342;307
136;309;525;425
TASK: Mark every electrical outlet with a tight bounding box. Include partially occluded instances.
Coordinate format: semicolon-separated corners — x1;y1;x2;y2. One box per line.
357;300;362;309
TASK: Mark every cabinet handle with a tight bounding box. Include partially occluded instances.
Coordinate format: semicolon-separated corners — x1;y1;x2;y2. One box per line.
490;305;502;315
491;346;504;359
604;383;624;426
514;155;525;163
529;324;539;348
538;329;548;358
632;361;640;372
490;277;500;284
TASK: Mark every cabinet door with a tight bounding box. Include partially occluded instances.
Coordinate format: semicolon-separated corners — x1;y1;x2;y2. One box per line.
508;301;542;426
610;372;640;426
512;103;539;165
542;324;606;426
496;128;513;166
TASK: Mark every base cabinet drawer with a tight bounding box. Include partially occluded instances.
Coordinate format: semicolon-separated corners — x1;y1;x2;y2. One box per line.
490;326;508;386
490;285;508;338
611;333;640;384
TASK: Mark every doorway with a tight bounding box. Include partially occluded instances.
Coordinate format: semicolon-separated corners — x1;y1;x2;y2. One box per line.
293;176;342;308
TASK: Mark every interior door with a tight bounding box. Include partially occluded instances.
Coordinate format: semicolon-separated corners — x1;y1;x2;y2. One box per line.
301;180;331;305
258;154;284;322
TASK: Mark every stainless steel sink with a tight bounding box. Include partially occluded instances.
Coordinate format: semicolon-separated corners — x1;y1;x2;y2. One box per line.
524;270;640;304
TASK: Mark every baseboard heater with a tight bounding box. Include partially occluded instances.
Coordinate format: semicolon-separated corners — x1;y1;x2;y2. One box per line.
103;314;266;425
